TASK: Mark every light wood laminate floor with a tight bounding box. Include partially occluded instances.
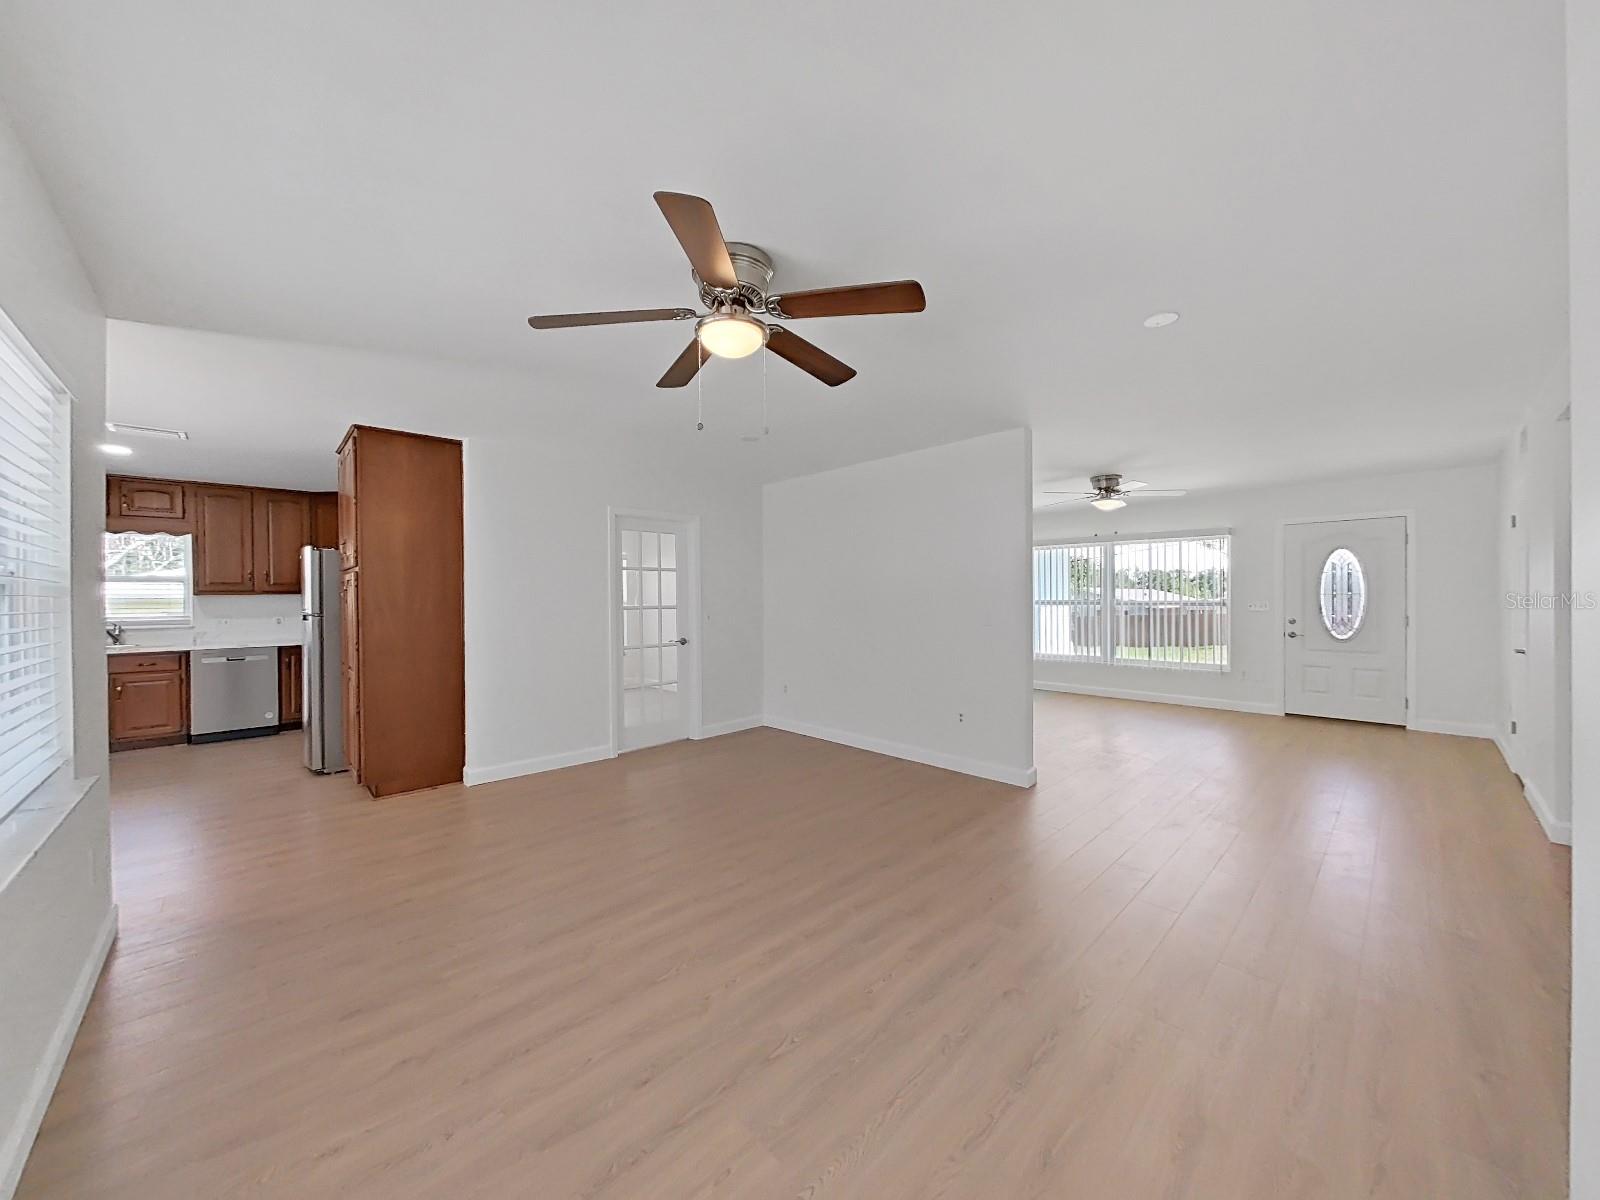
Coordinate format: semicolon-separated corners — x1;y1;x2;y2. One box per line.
19;694;1570;1198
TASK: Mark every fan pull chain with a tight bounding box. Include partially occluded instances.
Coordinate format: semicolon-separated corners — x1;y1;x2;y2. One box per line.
761;344;769;437
695;340;704;431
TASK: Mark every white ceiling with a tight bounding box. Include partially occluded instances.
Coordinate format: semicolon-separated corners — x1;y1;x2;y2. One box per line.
0;1;1570;495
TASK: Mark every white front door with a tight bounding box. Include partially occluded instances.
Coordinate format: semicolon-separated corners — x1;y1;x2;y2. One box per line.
615;515;696;751
1283;516;1407;724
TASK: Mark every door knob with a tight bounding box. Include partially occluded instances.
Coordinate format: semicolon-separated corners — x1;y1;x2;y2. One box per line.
1287;631;1299;638
674;637;688;646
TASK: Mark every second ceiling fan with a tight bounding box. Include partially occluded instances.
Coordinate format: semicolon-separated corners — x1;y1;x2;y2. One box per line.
1042;473;1188;511
528;191;925;388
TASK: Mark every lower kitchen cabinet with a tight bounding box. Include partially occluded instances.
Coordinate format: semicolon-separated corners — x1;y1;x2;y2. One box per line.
109;652;187;750
279;645;303;726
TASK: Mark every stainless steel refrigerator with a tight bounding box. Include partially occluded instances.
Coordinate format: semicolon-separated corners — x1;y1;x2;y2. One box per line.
301;546;347;773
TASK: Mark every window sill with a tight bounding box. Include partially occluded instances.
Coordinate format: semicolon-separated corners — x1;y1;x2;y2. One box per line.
0;764;99;895
109;618;194;629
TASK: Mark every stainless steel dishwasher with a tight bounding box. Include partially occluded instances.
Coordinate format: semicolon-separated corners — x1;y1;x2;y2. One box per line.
189;647;280;743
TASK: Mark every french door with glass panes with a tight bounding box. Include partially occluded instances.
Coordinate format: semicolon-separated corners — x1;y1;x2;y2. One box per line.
614;515;696;750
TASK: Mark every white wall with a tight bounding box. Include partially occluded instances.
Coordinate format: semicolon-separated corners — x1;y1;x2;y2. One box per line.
763;428;1035;787
1498;411;1573;843
119;593;304;650
0;109;114;1197
1568;0;1599;1191
1032;460;1501;736
464;434;763;783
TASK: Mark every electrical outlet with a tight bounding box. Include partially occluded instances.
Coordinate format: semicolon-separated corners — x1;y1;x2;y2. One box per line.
1247;601;1270;612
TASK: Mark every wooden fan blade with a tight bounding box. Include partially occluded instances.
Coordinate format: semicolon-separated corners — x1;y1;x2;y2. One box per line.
653;192;738;290
768;280;926;319
766;326;856;386
528;307;694;329
656;340;707;389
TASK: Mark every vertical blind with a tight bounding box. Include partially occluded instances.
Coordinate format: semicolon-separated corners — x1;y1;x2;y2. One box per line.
0;313;72;819
1034;534;1230;670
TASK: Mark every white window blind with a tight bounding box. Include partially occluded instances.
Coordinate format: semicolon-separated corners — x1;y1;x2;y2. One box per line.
1033;542;1105;660
0;312;73;820
1033;533;1230;671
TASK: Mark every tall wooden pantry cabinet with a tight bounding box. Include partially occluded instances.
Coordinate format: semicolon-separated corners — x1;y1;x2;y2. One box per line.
336;425;465;797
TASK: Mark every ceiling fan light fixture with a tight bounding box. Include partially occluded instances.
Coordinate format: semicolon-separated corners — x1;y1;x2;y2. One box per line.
1090;496;1127;512
696;310;768;360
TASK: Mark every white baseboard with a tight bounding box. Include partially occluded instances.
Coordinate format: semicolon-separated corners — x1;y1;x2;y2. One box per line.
1521;777;1573;845
1406;718;1496;739
1;904;117;1200
1033;680;1281;717
694;715;764;739
765;716;1036;788
463;744;614;787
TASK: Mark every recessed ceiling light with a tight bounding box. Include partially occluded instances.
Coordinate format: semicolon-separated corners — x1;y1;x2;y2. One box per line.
105;421;189;440
1143;311;1180;329
98;443;134;457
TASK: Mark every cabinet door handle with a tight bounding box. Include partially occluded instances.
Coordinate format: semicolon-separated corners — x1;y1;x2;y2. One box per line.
114;683;123;697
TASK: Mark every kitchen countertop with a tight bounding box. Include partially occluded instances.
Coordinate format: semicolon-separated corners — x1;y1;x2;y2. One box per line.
106;634;302;655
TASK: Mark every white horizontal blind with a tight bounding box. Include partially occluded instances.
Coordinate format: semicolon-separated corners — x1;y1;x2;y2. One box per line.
1034;533;1230;671
0;314;73;819
1033;542;1104;659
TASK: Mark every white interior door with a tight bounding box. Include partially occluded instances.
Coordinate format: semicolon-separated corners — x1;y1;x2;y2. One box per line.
615;515;696;751
1283;516;1407;724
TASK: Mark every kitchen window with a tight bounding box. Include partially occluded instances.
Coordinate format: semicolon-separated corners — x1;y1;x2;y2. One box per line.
0;308;74;820
1034;533;1230;670
104;531;193;626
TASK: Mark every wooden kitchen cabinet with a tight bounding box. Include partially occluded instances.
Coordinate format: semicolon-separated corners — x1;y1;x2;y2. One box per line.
108;475;335;595
253;490;311;593
336;443;357;570
340;568;361;779
109;652;187;750
311;492;339;550
107;477;189;533
279;645;303;726
192;485;256;594
336;425;462;797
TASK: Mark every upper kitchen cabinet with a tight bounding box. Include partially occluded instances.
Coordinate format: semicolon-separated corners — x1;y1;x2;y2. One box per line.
107;476;190;533
336;443;357;570
312;492;339;551
108;475;335;596
192;485;256;594
253;490;311;593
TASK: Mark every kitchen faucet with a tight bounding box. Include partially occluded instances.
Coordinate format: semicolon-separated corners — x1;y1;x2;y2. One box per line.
106;622;126;646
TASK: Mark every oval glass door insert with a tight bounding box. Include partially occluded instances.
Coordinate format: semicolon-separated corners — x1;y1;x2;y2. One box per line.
1318;547;1366;640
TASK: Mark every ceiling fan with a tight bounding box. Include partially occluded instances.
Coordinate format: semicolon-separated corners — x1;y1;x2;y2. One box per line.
527;191;925;388
1042;473;1188;512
